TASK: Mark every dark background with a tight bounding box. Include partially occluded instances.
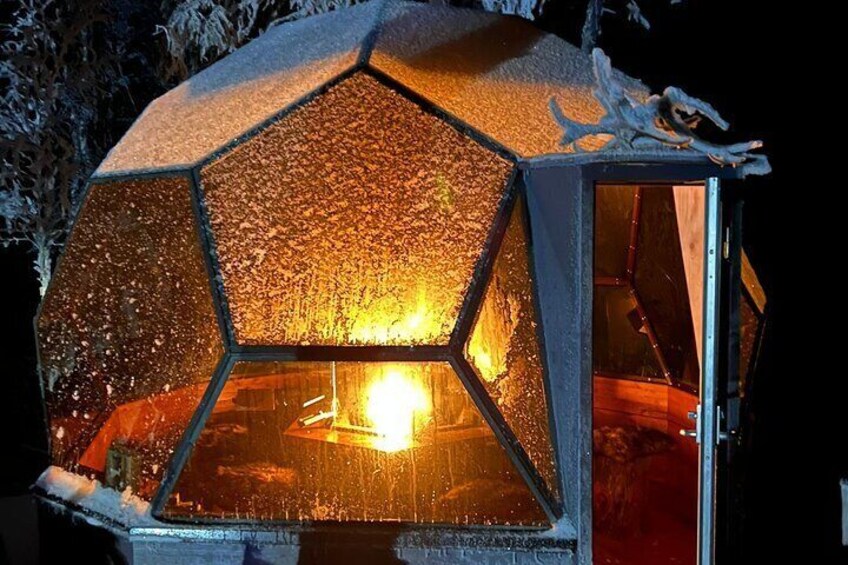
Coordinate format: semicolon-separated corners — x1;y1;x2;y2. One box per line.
0;0;839;562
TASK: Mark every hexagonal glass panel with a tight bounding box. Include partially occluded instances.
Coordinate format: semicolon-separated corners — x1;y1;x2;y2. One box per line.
464;196;560;501
162;361;547;526
201;72;514;346
37;177;223;500
370;1;648;157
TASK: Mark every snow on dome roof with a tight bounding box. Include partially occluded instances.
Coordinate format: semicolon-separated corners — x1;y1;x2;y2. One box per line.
370;1;646;157
95;0;648;177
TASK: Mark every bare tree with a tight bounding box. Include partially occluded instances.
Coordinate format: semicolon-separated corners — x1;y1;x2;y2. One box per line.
581;0;681;52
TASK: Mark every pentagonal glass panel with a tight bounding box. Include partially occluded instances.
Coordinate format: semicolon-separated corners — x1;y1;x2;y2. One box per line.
201;72;513;346
37;177;223;500
594;184;637;281
633;187;700;387
96;1;382;175
370;1;648;157
593;286;663;380
162;361;546;526
464;197;560;501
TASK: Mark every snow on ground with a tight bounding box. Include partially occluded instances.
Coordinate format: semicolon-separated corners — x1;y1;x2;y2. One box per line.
35;466;158;527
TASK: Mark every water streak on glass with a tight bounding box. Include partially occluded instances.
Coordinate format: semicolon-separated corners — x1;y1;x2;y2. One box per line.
201;72;513;346
164;361;546;525
464;197;560;500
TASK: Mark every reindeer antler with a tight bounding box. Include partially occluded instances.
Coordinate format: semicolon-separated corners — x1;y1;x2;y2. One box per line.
549;49;770;175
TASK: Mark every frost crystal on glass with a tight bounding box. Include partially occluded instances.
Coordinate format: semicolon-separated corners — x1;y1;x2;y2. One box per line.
201;73;513;346
37;177;223;500
465;196;560;500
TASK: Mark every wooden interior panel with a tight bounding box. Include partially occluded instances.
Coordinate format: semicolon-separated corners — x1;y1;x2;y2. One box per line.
672;185;705;367
594;375;668;431
594;375;699;466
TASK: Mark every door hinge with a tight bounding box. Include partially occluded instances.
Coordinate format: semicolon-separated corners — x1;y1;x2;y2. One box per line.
722;227;731;260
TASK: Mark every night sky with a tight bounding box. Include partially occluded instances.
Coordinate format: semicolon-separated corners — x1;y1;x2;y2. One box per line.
0;0;837;561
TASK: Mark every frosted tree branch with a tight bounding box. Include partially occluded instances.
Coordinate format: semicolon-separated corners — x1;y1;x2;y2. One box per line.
580;0;603;52
581;0;687;52
1;0;120;294
549;48;770;175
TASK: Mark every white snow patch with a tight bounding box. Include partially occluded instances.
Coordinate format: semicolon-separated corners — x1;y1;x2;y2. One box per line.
36;466;158;527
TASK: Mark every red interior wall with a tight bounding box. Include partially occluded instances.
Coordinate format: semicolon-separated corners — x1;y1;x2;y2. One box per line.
594;375;699;524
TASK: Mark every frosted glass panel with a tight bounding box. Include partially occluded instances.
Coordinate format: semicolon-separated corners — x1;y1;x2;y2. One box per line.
37;177;223;500
371;1;648;157
464;197;560;501
163;361;546;526
97;2;380;174
201;72;513;346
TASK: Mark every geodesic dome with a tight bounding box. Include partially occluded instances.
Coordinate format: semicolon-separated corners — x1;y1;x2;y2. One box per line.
36;0;653;526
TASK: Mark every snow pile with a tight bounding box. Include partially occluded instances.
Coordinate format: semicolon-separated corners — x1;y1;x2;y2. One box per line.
35;466;158;527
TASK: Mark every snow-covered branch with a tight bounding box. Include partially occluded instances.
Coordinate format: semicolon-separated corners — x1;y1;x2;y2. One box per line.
1;0;122;295
549;48;770;175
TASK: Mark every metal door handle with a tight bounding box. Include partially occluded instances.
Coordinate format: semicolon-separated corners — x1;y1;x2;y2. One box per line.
680;406;731;444
679;406;701;443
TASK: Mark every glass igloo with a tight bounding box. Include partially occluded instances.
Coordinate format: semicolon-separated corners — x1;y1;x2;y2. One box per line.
35;1;766;562
36;0;607;526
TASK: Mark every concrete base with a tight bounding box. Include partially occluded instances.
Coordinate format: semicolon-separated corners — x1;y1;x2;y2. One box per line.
35;495;576;565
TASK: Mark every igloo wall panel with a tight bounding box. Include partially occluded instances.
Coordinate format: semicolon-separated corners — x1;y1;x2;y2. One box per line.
464;195;560;502
370;1;648;157
162;360;547;525
96;1;382;176
633;187;700;387
199;72;514;346
37;176;224;500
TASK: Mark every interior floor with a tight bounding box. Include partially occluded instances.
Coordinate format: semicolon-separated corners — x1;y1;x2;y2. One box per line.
595;505;696;565
592;376;699;565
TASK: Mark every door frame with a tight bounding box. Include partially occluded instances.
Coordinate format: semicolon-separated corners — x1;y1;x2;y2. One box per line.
698;177;722;564
580;164;741;565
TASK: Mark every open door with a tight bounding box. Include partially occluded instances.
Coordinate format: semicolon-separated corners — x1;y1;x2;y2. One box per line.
593;178;751;565
593;182;704;564
692;178;723;564
676;178;752;565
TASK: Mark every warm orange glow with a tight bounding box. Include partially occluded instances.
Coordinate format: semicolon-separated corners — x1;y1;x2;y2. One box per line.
466;278;520;383
364;367;431;452
347;289;445;346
